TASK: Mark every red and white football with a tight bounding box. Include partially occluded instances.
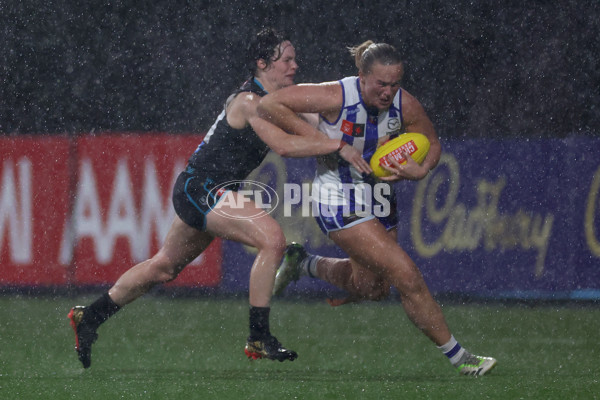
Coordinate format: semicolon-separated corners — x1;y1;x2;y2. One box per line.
370;132;430;177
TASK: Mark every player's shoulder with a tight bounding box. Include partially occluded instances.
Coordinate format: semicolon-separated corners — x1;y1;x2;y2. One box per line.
400;88;426;113
228;90;261;117
399;87;416;101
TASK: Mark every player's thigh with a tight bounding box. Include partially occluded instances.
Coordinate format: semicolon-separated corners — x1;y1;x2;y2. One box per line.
205;192;285;250
330;219;416;278
158;215;215;268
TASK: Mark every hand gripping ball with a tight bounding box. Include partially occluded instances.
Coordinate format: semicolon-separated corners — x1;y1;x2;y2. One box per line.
370;132;430;177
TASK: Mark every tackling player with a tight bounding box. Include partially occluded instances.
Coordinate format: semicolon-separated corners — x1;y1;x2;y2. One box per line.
68;28;368;368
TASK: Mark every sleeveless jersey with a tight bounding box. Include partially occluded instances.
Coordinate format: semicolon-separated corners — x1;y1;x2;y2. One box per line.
313;76;404;207
186;78;270;183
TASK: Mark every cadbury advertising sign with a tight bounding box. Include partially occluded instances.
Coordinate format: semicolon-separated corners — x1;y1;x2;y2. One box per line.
223;138;600;300
398;138;600;299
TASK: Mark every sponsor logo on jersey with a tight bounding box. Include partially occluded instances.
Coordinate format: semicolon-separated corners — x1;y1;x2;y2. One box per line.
387;118;400;130
386;118;402;135
341;120;365;137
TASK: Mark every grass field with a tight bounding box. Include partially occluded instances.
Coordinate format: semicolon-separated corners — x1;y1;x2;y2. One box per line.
1;295;599;399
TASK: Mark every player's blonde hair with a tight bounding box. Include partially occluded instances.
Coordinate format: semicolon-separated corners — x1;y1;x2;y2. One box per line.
348;40;403;74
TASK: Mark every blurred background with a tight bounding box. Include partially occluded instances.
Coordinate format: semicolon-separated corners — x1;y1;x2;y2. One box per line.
2;4;599;395
1;0;599;138
1;0;599;300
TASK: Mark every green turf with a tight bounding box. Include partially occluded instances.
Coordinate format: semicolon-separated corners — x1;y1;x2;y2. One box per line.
0;295;599;399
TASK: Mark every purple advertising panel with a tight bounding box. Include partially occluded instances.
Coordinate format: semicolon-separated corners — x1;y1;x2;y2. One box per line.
398;137;600;299
221;138;600;300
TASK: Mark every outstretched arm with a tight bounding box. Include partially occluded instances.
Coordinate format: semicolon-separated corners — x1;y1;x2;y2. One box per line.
229;89;371;173
248;115;340;157
256;83;371;173
258;82;344;137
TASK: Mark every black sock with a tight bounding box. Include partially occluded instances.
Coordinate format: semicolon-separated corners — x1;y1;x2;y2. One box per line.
82;292;121;330
249;306;271;340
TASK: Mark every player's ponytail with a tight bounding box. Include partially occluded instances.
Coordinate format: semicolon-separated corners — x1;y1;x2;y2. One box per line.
348;40;374;70
348;41;403;74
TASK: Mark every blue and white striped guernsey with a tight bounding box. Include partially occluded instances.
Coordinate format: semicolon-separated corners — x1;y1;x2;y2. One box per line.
312;76;404;209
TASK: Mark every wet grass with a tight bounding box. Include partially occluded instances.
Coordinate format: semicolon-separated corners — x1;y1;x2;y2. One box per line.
0;295;599;399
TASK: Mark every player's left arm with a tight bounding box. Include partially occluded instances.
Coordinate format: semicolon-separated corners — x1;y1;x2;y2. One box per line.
379;90;441;181
401;89;441;173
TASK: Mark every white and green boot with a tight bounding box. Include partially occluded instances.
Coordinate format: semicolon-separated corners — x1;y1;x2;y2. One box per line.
272;243;308;296
457;354;497;376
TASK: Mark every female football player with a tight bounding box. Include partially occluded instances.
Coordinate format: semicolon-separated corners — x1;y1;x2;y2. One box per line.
260;40;497;376
68;28;369;368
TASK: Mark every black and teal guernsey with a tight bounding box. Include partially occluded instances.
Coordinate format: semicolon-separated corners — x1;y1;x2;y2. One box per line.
186;77;270;182
172;78;270;231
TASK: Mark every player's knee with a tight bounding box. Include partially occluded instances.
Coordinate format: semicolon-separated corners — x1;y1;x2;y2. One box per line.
370;282;391;301
254;226;286;257
356;278;390;301
151;254;184;283
155;267;179;283
268;234;287;265
394;269;427;297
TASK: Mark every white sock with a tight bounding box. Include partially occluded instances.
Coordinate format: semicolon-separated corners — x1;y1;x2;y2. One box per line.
300;255;321;278
438;335;467;366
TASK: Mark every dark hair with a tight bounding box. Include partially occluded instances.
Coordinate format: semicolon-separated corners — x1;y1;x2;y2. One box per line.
247;28;289;76
348;40;403;74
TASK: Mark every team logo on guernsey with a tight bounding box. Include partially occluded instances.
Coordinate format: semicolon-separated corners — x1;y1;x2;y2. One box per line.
341;120;365;137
